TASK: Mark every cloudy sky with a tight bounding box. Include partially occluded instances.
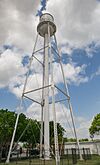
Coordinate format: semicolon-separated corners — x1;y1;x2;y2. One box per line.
0;0;100;139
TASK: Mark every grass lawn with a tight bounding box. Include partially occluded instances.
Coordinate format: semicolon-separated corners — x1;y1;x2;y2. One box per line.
77;155;100;165
0;155;100;165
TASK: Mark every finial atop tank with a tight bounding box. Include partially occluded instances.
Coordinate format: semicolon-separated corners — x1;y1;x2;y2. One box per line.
37;13;56;37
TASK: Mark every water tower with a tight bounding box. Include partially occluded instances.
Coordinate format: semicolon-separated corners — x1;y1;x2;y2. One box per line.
6;13;82;165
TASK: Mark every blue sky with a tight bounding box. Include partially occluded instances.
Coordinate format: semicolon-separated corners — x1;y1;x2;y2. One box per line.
0;0;100;139
36;0;47;16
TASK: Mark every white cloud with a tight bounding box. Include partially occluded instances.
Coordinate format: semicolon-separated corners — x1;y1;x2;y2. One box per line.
53;62;88;85
26;103;41;120
74;117;91;139
9;73;43;100
91;66;100;79
0;49;26;88
7;58;88;98
0;0;39;53
85;45;97;58
95;67;100;76
47;0;100;48
4;43;89;97
60;44;73;56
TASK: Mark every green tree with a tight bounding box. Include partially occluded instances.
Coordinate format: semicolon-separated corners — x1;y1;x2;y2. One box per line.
79;138;89;142
67;138;76;142
49;121;65;144
0;109;65;150
89;113;100;136
0;109;16;148
0;109;40;149
15;113;28;141
24;119;40;147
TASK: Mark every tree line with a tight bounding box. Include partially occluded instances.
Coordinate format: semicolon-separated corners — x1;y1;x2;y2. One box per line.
0;109;100;150
0;109;65;150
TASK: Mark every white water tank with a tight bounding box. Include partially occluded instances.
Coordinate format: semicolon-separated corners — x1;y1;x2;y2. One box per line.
37;13;56;37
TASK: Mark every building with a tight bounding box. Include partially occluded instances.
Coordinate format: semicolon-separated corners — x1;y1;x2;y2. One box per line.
64;141;100;155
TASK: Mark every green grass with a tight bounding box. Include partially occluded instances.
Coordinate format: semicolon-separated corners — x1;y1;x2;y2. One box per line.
77;155;100;165
0;155;100;165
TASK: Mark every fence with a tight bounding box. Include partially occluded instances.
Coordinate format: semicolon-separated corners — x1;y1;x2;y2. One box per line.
0;148;91;164
62;148;91;164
